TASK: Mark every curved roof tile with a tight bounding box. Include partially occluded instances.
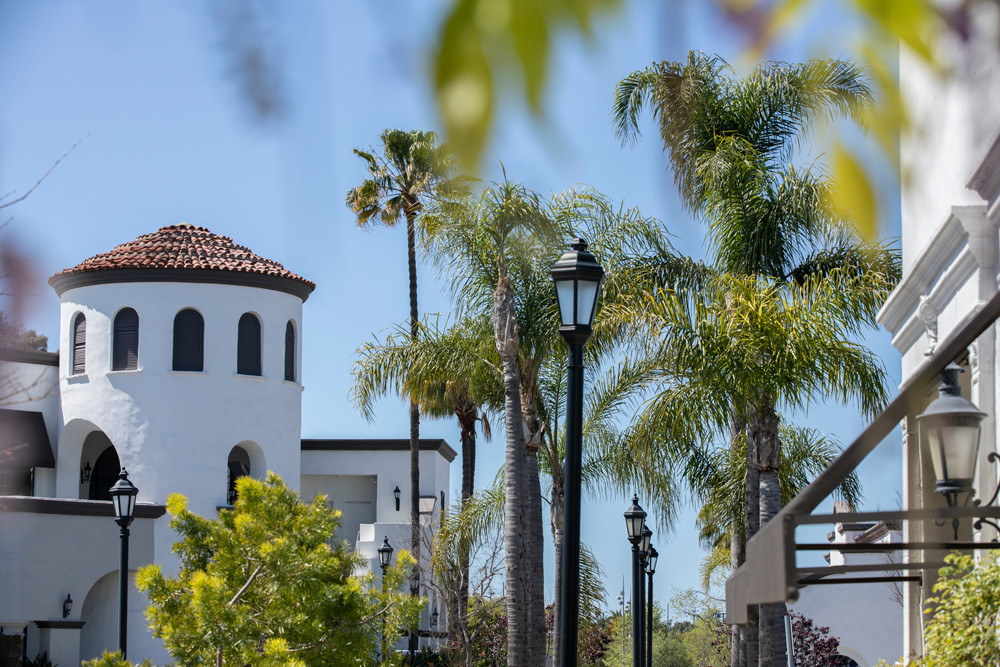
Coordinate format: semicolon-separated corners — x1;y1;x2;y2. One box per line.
49;224;315;299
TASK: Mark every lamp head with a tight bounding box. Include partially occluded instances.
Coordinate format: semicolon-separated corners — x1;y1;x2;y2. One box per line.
551;238;605;346
623;494;647;544
108;468;138;526
917;364;987;504
377;536;394;569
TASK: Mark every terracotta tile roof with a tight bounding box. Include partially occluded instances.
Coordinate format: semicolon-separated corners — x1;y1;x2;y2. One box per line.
49;224;315;291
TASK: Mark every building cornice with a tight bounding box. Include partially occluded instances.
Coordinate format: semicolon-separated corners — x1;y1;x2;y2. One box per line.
50;268;314;302
0;496;166;518
878;205;993;354
302;438;458;463
0;347;58;366
968;130;1000;210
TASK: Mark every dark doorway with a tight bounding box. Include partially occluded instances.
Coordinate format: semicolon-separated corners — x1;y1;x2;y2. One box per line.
89;446;121;501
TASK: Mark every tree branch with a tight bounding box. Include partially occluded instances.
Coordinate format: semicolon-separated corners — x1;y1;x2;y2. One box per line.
0;133;89;211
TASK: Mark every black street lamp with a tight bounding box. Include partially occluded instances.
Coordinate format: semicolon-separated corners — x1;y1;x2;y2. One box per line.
645;546;658;667
624;496;647;667
109;468;138;659
552;238;604;667
637;526;651;667
378;536;394;662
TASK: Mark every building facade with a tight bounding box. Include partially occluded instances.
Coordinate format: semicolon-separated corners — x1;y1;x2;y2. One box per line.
0;224;453;665
876;5;1000;659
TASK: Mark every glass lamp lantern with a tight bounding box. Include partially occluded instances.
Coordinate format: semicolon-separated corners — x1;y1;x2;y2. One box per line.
646;546;658;575
109;469;138;527
550;238;605;346
377;536;394;570
624;495;647;545
639;526;652;560
917;364;987;504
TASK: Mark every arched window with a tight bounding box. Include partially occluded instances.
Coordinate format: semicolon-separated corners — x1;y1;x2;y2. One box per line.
72;313;87;375
284;320;296;382
173;309;204;371
112;308;139;371
227;445;251;505
237;313;261;376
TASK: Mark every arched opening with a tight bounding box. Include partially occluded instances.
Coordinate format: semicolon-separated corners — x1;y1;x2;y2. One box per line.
72;313;86;375
227;445;251;505
173;308;204;371
87;439;120;501
112;308;139;371
80;571;144;663
237;313;261;376
284;320;296;382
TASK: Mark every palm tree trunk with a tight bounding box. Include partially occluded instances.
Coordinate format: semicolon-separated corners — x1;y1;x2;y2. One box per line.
454;399;478;654
730;405;746;667
524;445;547;665
550;466;565;665
493;267;530;666
749;398;785;667
406;208;422;653
744;413;760;667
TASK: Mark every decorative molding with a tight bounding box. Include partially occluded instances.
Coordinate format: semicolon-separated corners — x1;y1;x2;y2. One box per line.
32;621;85;630
917;296;938;355
970;341;981;386
50;268;314;302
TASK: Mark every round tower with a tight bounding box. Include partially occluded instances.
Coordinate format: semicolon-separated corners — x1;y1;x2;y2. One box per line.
48;224;314;541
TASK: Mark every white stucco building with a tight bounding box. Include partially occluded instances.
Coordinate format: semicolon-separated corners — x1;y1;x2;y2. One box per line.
790;502;903;667
875;4;1000;659
0;224;453;665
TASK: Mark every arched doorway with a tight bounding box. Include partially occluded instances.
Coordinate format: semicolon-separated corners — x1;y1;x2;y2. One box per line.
88;441;120;501
227;446;251;505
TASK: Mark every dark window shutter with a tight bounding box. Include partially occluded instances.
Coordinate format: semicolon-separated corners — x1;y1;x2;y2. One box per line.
113;308;139;371
237;313;261;376
72;313;86;374
284;321;295;382
173;309;204;371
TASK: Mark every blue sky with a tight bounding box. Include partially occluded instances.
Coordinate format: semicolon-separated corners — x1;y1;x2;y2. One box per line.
0;1;903;617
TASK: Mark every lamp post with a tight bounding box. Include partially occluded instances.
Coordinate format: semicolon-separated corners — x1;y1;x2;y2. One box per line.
109;469;138;659
645;546;658;667
917;363;987;539
624;496;647;667
637;526;651;667
378;536;394;662
551;238;604;667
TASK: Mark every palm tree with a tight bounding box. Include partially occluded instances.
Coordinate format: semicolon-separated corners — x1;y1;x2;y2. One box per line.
352;315;495;645
424;185;689;664
612;51;892;667
346;129;466;644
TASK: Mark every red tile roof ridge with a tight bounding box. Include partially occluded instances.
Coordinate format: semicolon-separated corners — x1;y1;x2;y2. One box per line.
49;224;315;289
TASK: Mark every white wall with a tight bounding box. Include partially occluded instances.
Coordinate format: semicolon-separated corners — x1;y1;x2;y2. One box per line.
0;357;60;496
54;280;305;571
899;0;1000;272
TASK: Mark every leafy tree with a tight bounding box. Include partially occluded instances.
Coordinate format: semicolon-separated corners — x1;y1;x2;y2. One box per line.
787;611;853;667
0;312;48;351
135;473;423;666
906;552;1000;666
83;652;154;667
346;129;468;636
